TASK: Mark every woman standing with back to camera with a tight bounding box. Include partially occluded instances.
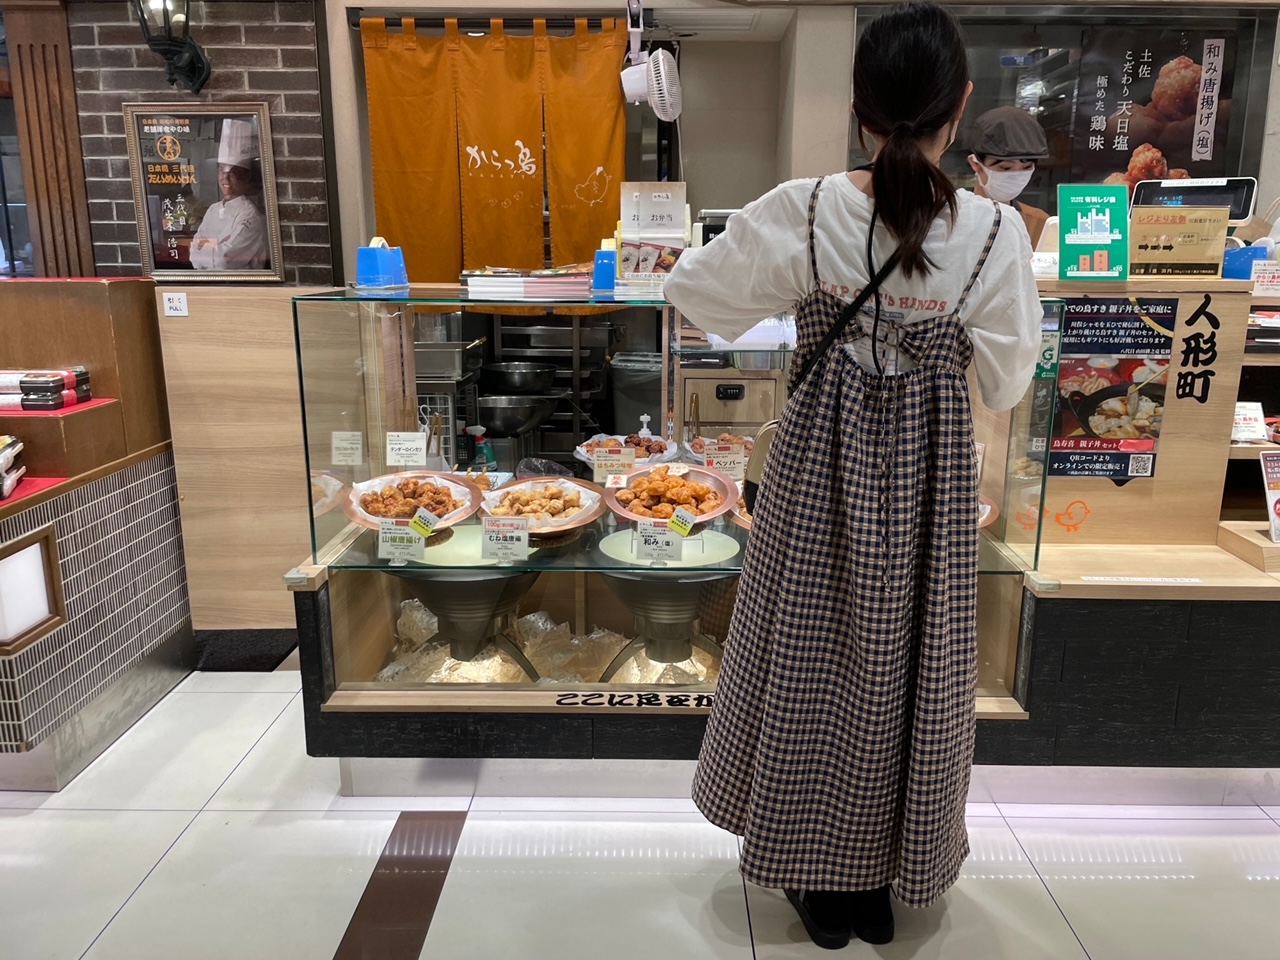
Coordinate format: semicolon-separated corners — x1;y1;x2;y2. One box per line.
664;2;1041;950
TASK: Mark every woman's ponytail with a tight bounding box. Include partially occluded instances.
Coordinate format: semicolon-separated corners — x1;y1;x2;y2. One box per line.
853;2;970;279
872;126;959;279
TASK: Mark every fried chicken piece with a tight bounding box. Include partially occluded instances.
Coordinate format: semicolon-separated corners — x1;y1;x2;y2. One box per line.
647;439;668;454
380;485;403;501
1167;168;1190;179
397;478;419;498
391;500;418;518
1151;55;1201;122
624;433;644;448
362;498;389;517
616;489;637;505
651;503;675;519
1127;143;1168;183
1102;172;1133;189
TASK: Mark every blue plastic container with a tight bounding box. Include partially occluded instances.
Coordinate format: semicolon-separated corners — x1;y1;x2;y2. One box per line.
1223;245;1272;280
593;250;617;292
354;238;409;290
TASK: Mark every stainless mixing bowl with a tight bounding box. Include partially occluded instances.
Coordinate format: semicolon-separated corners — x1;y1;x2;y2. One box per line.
482;362;558;394
478;395;559;437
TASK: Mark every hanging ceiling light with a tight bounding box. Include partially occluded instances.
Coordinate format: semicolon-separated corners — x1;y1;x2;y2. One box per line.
129;0;212;94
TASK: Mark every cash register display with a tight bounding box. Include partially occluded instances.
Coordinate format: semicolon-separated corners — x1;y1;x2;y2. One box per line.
1130;177;1257;225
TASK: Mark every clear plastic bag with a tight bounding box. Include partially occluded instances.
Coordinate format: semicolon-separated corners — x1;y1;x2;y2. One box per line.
516;457;572;479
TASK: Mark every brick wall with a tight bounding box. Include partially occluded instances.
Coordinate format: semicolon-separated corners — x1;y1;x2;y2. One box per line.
68;0;333;284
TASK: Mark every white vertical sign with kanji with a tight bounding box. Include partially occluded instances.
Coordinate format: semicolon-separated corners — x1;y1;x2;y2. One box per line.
1192;39;1225;162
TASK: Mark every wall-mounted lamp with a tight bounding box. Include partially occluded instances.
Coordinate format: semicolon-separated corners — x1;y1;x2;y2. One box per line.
129;0;212;94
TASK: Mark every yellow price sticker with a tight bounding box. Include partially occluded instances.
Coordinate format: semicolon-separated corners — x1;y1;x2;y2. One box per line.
668;506;697;538
409;508;437;539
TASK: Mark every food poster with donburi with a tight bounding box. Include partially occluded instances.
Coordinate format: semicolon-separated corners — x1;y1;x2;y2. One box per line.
1070;29;1234;190
1050;297;1176;480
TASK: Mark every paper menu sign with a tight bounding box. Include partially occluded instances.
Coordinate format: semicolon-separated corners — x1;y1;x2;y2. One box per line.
1058;184;1129;281
705;444;745;481
377;518;422;561
620;181;686;279
386;431;427;467
482;516;530;562
636;520;683;562
1129;206;1229;277
621;182;686;241
1233;402;1268;442
331;431;362;466
593;447;635;484
1262;451;1280;543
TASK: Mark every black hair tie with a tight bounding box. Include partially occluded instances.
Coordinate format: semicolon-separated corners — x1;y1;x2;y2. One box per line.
893;120;915;137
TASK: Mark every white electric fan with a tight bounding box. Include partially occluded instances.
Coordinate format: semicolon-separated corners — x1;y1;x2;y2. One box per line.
620;0;682;122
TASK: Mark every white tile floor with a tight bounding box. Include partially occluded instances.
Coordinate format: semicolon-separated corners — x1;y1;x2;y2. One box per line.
1;670;1279;960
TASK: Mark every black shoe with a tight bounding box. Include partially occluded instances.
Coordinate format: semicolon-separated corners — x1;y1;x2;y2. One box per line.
784;889;851;950
848;884;894;945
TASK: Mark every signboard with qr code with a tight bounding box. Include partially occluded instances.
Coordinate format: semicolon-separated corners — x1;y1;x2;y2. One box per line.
1048;297;1177;481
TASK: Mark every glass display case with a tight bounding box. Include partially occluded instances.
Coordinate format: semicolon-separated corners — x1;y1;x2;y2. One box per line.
290;291;1059;748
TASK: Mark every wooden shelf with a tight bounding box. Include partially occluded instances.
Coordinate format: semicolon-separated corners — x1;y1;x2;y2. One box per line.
1243;353;1280;367
0;442;170;523
1229;442;1280;459
1026;543;1280;600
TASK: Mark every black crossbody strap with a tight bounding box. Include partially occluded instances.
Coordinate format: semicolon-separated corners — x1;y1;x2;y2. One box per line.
795;249;900;388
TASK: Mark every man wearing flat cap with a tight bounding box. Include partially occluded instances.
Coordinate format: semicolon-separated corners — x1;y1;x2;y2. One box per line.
967;106;1051;247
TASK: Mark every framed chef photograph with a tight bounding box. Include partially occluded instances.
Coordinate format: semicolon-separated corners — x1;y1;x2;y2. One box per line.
124;102;285;282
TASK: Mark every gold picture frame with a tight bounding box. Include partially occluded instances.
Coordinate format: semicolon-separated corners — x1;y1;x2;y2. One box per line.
124;101;285;283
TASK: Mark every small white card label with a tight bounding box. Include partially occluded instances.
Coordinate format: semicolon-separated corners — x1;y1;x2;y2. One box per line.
377;518;422;561
636;520;683;562
705;444;745;481
386;431;428;467
605;473;628;489
1252;260;1280;296
974;441;987;482
330;431;363;466
482;516;530;561
1233;401;1269;442
162;292;189;316
593;447;635;484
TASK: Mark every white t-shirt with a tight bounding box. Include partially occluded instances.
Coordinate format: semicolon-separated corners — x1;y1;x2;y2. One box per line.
190;195;269;271
664;175;1043;411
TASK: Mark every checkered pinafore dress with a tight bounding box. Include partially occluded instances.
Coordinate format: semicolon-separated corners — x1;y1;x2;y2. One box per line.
692;178;1002;908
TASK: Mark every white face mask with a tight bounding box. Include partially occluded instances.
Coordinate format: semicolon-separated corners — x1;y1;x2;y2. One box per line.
976;162;1034;203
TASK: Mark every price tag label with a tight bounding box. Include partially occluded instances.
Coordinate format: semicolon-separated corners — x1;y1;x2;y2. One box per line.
593;447;635;484
605;473;628;489
1252;259;1280;296
482;516;530;562
377;518;422;561
386;431;428;467
705;443;745;481
409;507;437;540
1233;401;1268;442
667;506;698;538
636;520;683;562
330;431;363;466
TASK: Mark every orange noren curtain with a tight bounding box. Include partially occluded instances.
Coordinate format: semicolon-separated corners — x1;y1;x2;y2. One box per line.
455;19;545;271
545;19;627;266
362;17;627;278
361;17;461;283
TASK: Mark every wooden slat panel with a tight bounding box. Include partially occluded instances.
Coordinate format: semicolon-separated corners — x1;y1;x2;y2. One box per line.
157;287;321;629
1;0;94;276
